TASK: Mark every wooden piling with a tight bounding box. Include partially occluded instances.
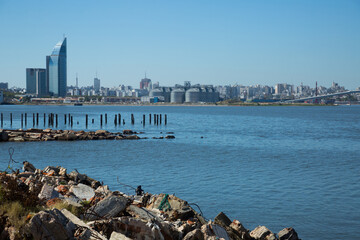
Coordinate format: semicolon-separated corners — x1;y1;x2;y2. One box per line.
25;113;27;126
149;114;151;124
105;114;107;124
10;113;12;126
114;114;117;125
143;114;145;126
21;114;23;126
33;113;35;127
86;114;88;127
71;116;73;127
165;114;167;125
153;114;156;125
92;119;94;124
36;113;39;125
157;114;159;126
100;114;103;127
118;114;121;125
56;114;58;127
131;114;134;125
68;114;71;124
160;114;162;125
1;113;3;126
64;114;67;125
44;113;46;126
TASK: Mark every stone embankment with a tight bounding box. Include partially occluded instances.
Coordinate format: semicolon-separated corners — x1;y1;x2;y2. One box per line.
0;128;175;142
0;163;300;240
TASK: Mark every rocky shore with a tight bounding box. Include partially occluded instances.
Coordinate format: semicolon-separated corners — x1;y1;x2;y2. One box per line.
0;129;175;142
0;163;300;240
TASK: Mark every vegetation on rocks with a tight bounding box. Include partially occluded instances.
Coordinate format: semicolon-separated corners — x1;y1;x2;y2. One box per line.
0;163;300;240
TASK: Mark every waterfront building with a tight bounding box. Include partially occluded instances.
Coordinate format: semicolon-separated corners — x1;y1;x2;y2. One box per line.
0;90;3;103
46;38;67;97
94;78;100;92
0;82;8;90
26;68;47;97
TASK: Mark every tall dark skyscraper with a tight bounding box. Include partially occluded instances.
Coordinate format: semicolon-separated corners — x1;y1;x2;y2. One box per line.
140;75;151;89
46;38;67;97
26;68;47;97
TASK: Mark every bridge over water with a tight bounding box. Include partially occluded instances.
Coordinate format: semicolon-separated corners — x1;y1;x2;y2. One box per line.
285;90;360;103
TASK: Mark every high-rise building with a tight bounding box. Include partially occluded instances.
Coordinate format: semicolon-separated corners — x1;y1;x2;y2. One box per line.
140;77;151;90
0;82;8;90
26;68;47;96
94;77;100;92
46;38;67;97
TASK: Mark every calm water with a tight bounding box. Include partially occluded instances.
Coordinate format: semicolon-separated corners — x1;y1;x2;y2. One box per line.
1;105;359;239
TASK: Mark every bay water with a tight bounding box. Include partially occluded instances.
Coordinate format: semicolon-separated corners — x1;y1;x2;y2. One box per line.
1;105;359;239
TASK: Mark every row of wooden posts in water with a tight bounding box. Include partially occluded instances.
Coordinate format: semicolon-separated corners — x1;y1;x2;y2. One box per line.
0;113;167;128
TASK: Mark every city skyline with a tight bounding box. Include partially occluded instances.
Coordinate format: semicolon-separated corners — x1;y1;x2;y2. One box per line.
1;1;359;89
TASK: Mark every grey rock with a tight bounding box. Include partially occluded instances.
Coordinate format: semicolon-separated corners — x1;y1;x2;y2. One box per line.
183;228;204;240
38;183;60;201
214;211;232;227
250;226;274;240
278;228;299;240
230;220;253;240
26;209;75;240
0;129;9;141
69;183;95;201
110;231;132;240
201;223;230;240
84;194;128;221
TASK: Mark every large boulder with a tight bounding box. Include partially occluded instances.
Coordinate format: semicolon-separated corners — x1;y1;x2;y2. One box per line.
278;228;299;240
0;129;9;141
230;220;253;240
38;183;60;201
214;212;252;240
84;194;128;221
89;217;164;240
201;223;230;240
250;226;277;240
26;209;75;240
146;194;196;221
69;183;95;201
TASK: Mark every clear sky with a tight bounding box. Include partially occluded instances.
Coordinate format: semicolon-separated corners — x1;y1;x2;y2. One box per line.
0;0;359;89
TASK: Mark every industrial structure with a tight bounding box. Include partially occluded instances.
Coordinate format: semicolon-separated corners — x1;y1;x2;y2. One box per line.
147;84;219;103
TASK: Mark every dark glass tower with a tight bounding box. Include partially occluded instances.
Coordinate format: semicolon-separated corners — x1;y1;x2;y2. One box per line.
47;38;67;97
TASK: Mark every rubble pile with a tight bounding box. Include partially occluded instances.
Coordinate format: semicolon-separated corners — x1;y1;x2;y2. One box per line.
0;163;300;240
0;129;176;142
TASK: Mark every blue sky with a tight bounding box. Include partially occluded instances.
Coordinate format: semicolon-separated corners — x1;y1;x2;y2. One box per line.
0;0;359;89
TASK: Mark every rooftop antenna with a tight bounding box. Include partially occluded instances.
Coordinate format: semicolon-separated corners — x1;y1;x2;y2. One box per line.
63;33;66;39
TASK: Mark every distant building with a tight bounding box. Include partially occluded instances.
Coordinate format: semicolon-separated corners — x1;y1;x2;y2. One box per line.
46;37;67;97
94;78;100;92
140;77;151;90
0;82;8;90
0;91;4;103
26;68;47;96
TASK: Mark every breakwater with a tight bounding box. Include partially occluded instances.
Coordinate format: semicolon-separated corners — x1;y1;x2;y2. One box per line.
0;163;300;239
0;128;175;142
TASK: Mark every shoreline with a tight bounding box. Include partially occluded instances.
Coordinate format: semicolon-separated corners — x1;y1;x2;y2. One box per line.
1;102;347;107
0;163;300;239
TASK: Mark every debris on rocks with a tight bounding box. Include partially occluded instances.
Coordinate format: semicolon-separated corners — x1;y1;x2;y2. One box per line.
0;161;301;239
